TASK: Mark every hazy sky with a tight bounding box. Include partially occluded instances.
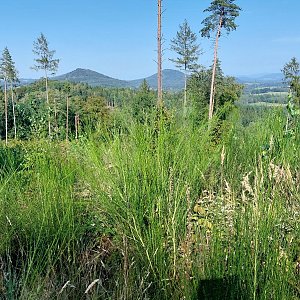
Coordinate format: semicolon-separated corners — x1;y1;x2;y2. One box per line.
1;0;299;79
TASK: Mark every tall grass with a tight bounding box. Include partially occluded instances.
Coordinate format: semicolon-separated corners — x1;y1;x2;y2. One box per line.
0;108;299;299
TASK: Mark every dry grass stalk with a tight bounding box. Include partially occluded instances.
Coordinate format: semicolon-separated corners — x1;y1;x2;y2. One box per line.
269;161;294;185
58;280;72;294
84;279;100;294
221;145;225;167
241;172;254;198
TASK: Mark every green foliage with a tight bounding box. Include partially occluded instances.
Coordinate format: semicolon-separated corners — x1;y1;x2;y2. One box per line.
201;0;242;38
188;64;243;123
81;95;109;129
281;58;300;141
287;94;300;117
17;98;48;139
0;78;188;141
170;20;200;72
285;94;300;142
131;80;156;123
282;57;300;104
32;33;59;76
0;47;18;83
0;80;115;140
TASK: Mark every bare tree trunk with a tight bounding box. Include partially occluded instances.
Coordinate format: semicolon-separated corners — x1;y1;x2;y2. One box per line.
77;115;80;137
10;81;17;139
54;96;58;138
4;79;8;145
208;15;223;120
66;95;69;141
183;72;187;117
75;115;79;139
157;0;163;107
75;115;77;140
45;71;51;138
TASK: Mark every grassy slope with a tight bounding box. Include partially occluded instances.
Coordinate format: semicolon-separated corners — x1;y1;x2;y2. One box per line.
0;109;299;299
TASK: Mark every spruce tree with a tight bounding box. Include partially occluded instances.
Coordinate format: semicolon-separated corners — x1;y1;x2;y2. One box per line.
201;0;241;120
7;52;18;140
0;47;17;144
170;20;200;115
32;33;59;138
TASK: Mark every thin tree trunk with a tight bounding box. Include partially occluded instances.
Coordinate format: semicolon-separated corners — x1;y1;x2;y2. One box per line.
66;95;69;141
184;71;187;117
54;96;58;138
208;15;223;120
45;71;51;138
75;115;79;140
157;0;163;107
10;81;17;139
4;79;8;145
75;115;77;140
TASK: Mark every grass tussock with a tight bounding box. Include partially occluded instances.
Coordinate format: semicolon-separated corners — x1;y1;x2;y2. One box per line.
0;109;299;299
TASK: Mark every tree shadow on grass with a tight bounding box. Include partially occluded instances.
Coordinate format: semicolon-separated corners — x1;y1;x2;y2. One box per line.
197;276;249;300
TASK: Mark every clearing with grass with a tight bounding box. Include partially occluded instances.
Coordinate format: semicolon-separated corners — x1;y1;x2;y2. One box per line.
0;0;300;299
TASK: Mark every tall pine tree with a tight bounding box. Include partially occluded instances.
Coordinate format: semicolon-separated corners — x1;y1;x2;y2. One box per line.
0;47;17;143
201;0;241;120
170;20;200;116
7;51;18;140
32;33;59;138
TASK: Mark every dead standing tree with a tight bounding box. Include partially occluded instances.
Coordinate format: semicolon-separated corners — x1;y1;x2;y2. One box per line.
157;0;163;107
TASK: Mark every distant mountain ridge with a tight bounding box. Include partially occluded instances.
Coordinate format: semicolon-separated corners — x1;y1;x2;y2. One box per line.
1;69;286;90
54;68;129;88
54;69;286;89
236;73;284;84
54;68;185;90
129;69;185;90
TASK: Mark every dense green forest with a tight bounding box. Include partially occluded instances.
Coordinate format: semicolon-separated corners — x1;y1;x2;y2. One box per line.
1;0;300;299
0;65;243;141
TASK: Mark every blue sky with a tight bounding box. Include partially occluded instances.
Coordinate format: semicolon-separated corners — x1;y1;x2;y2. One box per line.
1;0;300;79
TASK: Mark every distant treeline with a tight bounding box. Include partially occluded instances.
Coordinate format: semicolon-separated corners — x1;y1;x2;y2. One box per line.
250;87;288;94
241;93;288;104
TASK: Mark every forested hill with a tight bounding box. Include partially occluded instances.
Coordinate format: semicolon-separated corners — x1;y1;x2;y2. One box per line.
53;68;185;90
53;68;130;88
129;69;185;89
